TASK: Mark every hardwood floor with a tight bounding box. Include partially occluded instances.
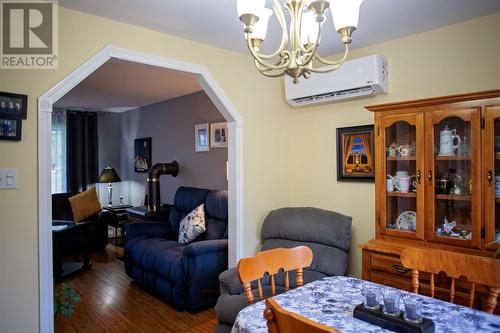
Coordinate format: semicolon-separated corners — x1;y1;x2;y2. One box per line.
55;245;217;333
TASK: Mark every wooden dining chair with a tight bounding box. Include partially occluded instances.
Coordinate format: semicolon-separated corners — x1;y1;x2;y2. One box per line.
237;246;313;304
264;298;341;333
400;247;500;313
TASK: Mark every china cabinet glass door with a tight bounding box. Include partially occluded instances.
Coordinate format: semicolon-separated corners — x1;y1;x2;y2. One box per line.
426;108;481;248
484;106;500;250
379;114;424;239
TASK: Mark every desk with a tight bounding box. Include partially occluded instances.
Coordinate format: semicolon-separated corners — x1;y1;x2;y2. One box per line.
103;205;132;246
52;220;91;281
233;276;500;333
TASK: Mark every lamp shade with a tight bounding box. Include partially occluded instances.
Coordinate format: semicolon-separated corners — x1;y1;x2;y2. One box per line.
98;167;121;183
300;10;323;46
330;0;363;31
237;0;265;17
250;8;273;40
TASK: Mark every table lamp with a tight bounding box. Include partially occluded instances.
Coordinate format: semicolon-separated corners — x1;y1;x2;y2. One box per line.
98;167;121;206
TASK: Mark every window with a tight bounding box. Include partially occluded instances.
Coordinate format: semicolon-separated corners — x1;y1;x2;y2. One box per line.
51;109;66;193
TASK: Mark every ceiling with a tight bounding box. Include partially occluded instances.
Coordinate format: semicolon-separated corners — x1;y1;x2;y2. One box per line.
55;59;202;112
59;0;500;56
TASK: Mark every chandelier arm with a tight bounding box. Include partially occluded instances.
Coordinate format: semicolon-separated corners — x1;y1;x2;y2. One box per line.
292;1;305;54
307;62;343;73
245;35;291;70
296;20;323;67
268;0;290;59
257;69;287;78
252;59;286;77
244;0;289;61
254;59;278;72
314;43;350;66
297;8;308;54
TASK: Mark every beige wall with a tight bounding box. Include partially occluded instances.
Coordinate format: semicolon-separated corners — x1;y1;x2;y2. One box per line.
0;5;498;332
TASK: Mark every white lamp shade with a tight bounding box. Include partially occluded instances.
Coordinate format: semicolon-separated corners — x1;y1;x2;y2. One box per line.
330;0;363;31
300;10;322;45
237;0;265;17
250;8;273;40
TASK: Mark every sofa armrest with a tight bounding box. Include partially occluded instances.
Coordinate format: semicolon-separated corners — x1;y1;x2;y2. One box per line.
125;221;172;241
219;267;243;295
96;210;114;224
183;239;228;257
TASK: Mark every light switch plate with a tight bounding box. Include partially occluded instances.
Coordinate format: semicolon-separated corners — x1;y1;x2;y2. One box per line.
0;169;17;189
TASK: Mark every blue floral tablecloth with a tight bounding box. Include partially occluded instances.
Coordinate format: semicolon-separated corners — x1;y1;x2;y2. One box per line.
232;276;500;333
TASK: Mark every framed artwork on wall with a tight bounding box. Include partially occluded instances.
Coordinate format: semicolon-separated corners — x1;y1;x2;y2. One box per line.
336;125;375;182
0;116;22;141
210;122;228;148
0;92;28;119
134;137;152;173
195;123;210;152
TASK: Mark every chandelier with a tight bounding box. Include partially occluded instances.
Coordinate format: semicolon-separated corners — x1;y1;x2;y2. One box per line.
237;0;363;83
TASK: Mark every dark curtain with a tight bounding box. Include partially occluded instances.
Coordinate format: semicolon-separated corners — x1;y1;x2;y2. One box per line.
66;111;99;192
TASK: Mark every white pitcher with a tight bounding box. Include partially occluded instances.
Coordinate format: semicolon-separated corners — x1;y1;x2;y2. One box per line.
438;125;461;156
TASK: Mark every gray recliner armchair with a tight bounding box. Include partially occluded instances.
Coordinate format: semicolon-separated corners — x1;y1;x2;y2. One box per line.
214;207;352;333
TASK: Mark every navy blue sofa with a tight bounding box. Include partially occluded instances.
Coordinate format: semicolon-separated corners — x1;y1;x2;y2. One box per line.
123;186;228;311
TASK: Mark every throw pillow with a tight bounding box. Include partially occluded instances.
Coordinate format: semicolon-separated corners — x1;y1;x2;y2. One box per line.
68;188;102;223
178;204;206;244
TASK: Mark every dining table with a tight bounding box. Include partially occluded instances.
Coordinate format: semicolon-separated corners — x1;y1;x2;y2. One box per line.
232;276;500;333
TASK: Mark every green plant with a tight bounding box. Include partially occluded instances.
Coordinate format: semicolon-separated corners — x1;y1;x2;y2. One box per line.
54;283;81;316
485;240;500;259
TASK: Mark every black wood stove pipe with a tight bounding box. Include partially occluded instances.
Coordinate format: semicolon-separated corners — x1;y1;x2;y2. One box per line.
147;161;179;212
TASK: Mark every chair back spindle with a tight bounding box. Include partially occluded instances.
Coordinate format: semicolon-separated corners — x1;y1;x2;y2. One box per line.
401;247;500;313
237;246;313;304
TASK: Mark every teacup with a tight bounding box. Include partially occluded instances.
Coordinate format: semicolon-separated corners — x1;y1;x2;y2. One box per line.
399;176;417;193
387;177;399;192
388;147;398;157
398;145;413;157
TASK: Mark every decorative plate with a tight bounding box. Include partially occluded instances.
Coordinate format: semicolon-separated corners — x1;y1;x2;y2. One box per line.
396;211;416;231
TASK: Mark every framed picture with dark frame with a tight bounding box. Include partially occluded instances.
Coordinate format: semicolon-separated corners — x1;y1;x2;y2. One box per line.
0;92;28;119
336;125;375;182
134;137;152;173
0;116;22;141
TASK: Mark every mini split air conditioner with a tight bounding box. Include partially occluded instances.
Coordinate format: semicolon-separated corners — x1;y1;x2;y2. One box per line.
284;55;388;107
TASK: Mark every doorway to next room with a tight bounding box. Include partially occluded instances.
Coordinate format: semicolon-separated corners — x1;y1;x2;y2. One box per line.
48;57;232;332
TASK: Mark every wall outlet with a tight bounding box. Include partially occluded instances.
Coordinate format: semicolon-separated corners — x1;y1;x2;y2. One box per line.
0;169;17;189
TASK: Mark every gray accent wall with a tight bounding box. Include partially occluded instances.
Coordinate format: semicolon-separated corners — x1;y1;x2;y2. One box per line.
97;91;227;207
97;112;124;205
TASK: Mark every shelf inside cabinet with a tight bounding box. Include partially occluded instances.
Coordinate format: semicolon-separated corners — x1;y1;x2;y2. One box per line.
386;156;416;161
387;192;417;198
496;154;500;160
495;197;500;203
434;155;471;161
435;194;471;201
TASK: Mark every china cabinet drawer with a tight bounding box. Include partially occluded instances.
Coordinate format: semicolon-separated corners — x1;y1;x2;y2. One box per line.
370;272;411;291
370;253;411;278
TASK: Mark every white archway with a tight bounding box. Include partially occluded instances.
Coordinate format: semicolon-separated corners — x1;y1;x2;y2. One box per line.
38;45;244;333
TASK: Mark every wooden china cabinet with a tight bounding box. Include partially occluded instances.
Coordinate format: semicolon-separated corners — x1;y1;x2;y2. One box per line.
360;90;500;313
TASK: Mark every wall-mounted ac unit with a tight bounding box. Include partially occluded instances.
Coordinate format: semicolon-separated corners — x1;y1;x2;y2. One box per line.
284;55;388;107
